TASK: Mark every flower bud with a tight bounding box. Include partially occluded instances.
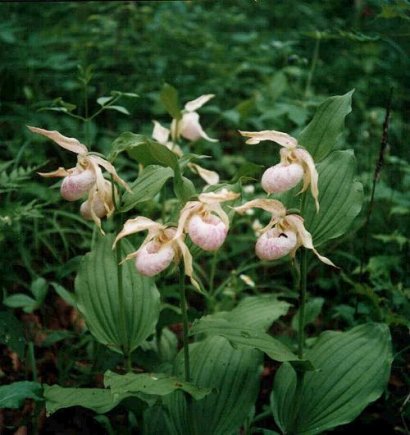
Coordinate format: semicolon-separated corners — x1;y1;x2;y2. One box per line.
255;229;297;260
80;196;107;220
187;214;228;251
261;163;304;194
179;112;203;142
135;241;175;276
60;169;96;201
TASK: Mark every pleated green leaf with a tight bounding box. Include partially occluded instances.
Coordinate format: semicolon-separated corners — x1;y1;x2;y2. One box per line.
222;295;292;331
160;83;182;120
299;90;353;162
75;234;161;355
271;323;392;435
201;295;291;331
166;336;263;435
104;371;212;400
303;150;363;246
121;165;173;212
44;385;127;416
190;317;298;363
0;381;42;409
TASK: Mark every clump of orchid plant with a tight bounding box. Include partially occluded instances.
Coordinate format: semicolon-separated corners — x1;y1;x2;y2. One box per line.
113;189;239;289
240;130;319;211
234;199;336;266
28;126;130;230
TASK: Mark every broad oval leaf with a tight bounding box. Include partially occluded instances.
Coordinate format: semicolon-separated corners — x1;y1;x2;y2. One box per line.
160;83;182;120
222;295;291;331
173;174;196;202
166;335;263;435
271;323;392;435
109;132;147;161
75;234;161;355
190;316;299;363
3;294;38;312
0;382;42;409
104;371;212;401
109;129;182;177
303;150;363;246
299;90;354;162
291;297;325;331
44;385;126;416
196;295;291;332
127;138;178;171
121;165;173;212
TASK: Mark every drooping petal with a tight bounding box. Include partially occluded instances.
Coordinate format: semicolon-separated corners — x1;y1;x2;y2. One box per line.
80;194;107;221
174;235;201;291
188;163;220;185
187;214;228;251
261;163;304;194
38;167;71;178
255;229;298;260
27;126;88;155
113;216;165;248
233;198;286;217
198;189;239;204
285;215;337;267
184;94;215;112
239;130;298;149
89;155;131;192
152;120;170;145
179;112;218;143
81;187;105;233
293;148;320;212
81;180;116;226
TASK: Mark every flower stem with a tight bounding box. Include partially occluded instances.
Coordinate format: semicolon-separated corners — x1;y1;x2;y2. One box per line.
290;248;308;433
116;240;131;371
179;263;191;382
28;341;38;382
297;249;307;359
305;34;321;98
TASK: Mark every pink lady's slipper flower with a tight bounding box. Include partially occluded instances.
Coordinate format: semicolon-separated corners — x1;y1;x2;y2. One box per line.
239;130;320;211
234;199;336;266
176;189;240;252
152;120;219;186
171;94;218;143
113;216;200;290
28;126;130;229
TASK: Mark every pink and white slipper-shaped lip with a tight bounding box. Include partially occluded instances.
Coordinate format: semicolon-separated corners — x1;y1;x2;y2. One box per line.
187;214;228;252
135;241;175;277
255;229;297;261
261;163;304;194
60;169;96;201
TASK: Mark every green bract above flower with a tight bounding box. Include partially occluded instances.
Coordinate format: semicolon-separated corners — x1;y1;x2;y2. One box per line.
28;126;130;231
239;130;320;212
234;198;336;266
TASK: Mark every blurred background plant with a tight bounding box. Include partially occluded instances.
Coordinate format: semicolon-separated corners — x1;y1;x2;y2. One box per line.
0;1;408;433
